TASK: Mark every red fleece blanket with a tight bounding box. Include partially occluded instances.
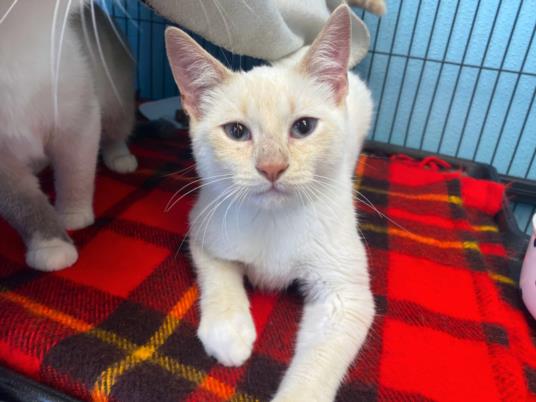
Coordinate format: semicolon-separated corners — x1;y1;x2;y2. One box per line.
0;132;534;402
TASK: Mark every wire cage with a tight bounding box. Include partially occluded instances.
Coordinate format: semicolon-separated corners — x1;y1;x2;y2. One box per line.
99;0;536;235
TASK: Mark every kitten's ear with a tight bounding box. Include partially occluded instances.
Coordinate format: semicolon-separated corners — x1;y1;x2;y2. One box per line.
300;5;351;104
165;27;231;119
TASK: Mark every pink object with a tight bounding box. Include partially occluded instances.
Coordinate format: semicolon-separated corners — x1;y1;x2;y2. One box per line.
520;214;536;318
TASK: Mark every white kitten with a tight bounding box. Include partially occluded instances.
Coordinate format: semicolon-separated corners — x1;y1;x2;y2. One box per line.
165;5;374;402
0;1;136;271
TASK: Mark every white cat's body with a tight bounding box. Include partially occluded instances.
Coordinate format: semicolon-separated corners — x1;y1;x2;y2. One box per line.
0;1;96;167
166;6;374;401
0;0;137;271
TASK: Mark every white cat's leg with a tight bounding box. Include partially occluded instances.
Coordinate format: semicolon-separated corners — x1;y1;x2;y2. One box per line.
101;111;137;174
191;241;256;367
272;260;374;402
50;106;101;230
0;154;77;271
102;139;138;174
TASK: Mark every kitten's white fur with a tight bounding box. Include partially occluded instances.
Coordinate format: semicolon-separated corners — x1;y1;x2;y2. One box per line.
166;5;374;401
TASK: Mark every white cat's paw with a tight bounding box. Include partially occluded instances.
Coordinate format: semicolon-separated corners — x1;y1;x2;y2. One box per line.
57;208;94;230
198;309;256;367
26;238;78;272
104;153;138;174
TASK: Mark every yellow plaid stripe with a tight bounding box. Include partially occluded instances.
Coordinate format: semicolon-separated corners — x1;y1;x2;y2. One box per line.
472;225;499;232
91;286;198;401
354;155;367;189
0;287;259;402
356;184;463;205
489;272;516;286
0;289;93;332
360;224;515;287
361;223;480;251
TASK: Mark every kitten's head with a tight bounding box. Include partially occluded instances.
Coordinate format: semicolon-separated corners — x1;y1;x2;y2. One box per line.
165;5;353;209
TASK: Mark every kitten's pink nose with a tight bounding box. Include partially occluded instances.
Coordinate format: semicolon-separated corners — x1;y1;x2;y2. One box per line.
256;162;289;182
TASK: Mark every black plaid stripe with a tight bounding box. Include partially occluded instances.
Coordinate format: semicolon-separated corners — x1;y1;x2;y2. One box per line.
111;361;197;402
238;355;286;401
42;334;129;388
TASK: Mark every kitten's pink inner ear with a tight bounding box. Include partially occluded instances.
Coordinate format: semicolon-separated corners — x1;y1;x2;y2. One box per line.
300;5;351;104
165;27;230;119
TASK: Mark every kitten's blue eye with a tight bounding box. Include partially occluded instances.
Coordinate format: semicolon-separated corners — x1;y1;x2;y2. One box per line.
223;122;251;141
291;117;318;138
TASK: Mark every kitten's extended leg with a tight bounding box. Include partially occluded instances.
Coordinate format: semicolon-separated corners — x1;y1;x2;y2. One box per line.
0;155;77;271
50;109;101;230
191;241;257;367
101;108;138;174
272;258;374;402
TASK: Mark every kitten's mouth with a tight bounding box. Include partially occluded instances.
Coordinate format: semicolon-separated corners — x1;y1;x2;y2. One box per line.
256;184;288;197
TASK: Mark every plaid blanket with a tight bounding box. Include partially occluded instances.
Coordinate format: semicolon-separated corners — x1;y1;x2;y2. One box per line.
0;132;534;402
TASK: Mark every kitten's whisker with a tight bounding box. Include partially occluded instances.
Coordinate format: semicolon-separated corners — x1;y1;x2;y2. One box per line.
234;187;249;232
166;178;204;211
161;164;196;178
353;189;411;233
307;184;344;225
54;0;73;130
113;0;139;30
99;0;135;61
197;0;212;36
162;172;197;182
50;0;61;129
223;187;245;242
238;0;254;14
314;176;376;212
313;175;410;234
90;0;124;111
166;172;232;198
175;231;190;259
211;0;232;67
198;186;239;250
165;175;231;212
308;183;371;250
297;188;307;211
165;174;232;212
174;186;232;258
298;185;318;223
191;186;234;229
80;0;97;66
0;0;19;25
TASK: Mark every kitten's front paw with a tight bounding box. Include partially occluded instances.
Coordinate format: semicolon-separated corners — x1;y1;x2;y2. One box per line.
57;208;95;230
26;238;78;272
271;391;327;402
103;152;138;174
198;309;256;367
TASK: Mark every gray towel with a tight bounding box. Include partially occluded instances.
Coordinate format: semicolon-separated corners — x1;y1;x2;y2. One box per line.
145;0;385;67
